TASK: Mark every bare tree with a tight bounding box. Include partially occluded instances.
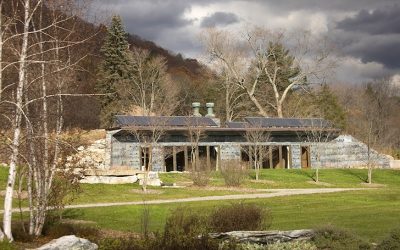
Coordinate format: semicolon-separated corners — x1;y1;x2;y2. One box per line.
200;28;248;121
1;0;96;240
202;27;336;118
130;119;166;192
300;119;335;183
244;128;270;181
121;48;180;116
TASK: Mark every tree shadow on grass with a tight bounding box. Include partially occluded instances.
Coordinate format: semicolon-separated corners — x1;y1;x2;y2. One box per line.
298;169;317;182
338;169;367;183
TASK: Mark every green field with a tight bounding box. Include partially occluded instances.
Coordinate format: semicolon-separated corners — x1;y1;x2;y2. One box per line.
1;167;400;243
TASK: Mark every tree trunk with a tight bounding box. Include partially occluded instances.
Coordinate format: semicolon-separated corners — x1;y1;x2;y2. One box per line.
3;0;31;241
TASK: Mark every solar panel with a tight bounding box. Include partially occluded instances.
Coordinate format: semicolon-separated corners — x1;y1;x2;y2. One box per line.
244;117;332;128
226;122;250;128
113;115;218;127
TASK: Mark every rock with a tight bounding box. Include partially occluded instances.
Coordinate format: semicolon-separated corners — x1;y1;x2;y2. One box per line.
77;146;85;151
139;178;162;186
209;229;314;245
80;175;138;184
36;235;98;250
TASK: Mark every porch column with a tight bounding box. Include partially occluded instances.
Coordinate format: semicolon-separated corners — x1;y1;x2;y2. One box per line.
173;146;177;171
278;146;283;169
206;146;211;171
184;146;188;171
269;146;273;169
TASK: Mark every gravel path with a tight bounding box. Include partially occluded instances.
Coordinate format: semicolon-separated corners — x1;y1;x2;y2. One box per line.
1;188;370;213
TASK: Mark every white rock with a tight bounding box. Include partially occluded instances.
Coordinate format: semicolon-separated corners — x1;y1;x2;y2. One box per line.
80;175;138;184
77;146;85;151
139;178;162;186
36;235;98;250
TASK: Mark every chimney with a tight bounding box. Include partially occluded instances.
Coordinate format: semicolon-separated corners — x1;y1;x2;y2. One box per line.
192;102;202;117
205;102;215;117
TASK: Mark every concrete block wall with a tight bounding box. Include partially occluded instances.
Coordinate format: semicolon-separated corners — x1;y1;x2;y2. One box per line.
151;147;165;172
220;144;241;161
311;135;393;168
290;145;301;169
110;139;141;169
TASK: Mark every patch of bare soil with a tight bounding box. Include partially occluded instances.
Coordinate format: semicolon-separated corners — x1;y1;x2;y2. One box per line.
175;181;193;186
130;189;164;194
306;181;334;187
360;182;386;188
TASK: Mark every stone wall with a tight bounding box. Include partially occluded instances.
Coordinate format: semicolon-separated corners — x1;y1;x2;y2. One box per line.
220;144;241;161
310;135;393;168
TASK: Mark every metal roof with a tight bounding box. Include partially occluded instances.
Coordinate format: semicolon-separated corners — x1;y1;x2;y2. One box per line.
113;115;218;128
244;117;332;128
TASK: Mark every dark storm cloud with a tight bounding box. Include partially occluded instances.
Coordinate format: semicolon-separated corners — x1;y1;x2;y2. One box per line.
94;0;194;40
200;12;239;28
336;5;400;35
343;35;400;69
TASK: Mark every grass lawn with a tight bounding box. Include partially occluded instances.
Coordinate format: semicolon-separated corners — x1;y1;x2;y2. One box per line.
63;187;400;243
1;166;400;243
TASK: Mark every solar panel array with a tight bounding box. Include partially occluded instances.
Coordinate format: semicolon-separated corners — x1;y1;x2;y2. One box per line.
244;117;332;128
226;122;250;128
113;115;218;127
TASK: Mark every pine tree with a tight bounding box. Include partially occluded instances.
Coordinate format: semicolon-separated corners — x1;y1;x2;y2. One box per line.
316;84;346;129
97;15;132;127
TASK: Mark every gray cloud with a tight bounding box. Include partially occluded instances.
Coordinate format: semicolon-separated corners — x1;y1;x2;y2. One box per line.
343;35;400;69
336;5;400;35
92;0;400;83
200;12;239;28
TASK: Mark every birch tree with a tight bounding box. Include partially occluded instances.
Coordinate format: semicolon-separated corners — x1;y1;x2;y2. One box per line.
1;0;96;240
244;128;270;181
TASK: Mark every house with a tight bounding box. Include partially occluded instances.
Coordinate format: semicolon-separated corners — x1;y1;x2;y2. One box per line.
98;103;392;174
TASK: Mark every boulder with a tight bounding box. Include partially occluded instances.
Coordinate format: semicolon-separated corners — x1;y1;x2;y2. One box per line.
36;235;98;250
80;175;138;184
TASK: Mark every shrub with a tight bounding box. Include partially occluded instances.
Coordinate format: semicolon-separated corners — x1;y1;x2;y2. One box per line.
220;160;248;187
312;225;370;250
162;208;219;250
189;170;211;186
99;237;154;250
42;221;100;242
266;240;317;250
209;202;272;232
376;227;400;250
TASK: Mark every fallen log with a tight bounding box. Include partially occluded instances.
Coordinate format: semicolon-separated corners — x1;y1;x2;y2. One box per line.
209;229;314;245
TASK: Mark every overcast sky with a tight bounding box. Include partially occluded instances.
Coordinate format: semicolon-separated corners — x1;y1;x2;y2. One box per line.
93;0;400;84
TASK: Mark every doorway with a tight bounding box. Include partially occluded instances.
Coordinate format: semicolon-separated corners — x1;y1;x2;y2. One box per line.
301;146;310;169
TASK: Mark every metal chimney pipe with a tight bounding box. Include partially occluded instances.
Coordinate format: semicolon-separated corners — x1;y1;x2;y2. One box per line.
205;102;215;117
192;102;201;117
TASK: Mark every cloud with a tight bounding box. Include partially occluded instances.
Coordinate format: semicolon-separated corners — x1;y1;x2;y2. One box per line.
343;34;400;69
200;11;239;28
336;5;400;35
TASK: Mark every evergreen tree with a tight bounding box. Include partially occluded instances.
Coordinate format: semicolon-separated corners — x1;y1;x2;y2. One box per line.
316;84;346;130
97;15;132;127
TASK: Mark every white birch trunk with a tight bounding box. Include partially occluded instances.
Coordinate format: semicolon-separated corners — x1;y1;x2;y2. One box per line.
3;0;31;241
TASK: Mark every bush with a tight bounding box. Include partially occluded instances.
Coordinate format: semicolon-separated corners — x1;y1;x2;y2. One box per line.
312;225;370;250
220;160;248;187
209;202;272;232
266;241;317;250
189;170;211;186
162;208;219;250
376;227;400;250
99;237;155;250
42;221;100;242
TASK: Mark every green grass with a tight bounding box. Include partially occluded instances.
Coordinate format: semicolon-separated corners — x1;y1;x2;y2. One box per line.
63;188;400;243
162;168;400;189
